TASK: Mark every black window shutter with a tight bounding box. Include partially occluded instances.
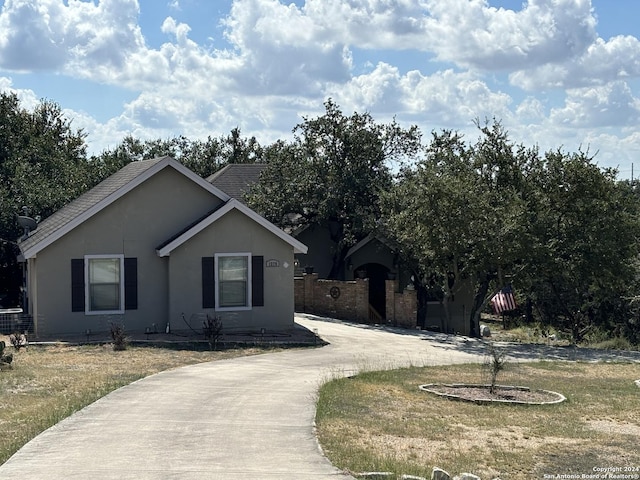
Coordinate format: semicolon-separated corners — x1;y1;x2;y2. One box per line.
71;258;85;312
202;257;215;308
124;258;138;310
252;256;264;307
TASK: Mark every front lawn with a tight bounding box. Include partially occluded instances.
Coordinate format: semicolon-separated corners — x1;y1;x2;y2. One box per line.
316;362;640;479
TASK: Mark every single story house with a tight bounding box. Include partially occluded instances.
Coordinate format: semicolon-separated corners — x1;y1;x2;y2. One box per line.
17;157;307;337
207;163;477;335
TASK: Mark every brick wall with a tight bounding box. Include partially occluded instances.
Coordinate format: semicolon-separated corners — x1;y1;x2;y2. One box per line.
296;274;417;328
385;279;417;328
294;274;369;323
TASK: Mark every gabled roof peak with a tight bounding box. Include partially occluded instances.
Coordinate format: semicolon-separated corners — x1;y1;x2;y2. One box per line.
156;198;308;256
19;157;230;259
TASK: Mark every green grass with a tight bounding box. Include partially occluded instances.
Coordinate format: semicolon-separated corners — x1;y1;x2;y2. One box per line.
316;362;640;480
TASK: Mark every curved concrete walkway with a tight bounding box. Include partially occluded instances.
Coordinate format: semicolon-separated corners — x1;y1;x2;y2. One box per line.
2;315;639;479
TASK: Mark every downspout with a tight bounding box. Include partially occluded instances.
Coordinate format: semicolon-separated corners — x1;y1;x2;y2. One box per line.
27;257;37;338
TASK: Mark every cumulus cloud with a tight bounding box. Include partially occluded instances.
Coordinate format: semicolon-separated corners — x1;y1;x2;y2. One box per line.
420;0;597;70
222;0;352;95
515;97;547;123
550;82;640;128
327;64;512;127
0;0;638;172
0;76;40;108
0;0;145;73
511;35;640;90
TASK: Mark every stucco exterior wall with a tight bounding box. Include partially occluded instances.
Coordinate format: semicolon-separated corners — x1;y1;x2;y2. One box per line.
30;167;223;336
294;224;334;279
168;209;296;333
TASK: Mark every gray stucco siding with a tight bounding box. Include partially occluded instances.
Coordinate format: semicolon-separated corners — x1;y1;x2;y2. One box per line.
29;166;224;335
294;224;334;279
168;209;296;333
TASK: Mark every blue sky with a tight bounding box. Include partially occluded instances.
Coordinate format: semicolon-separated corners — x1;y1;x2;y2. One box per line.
1;0;639;179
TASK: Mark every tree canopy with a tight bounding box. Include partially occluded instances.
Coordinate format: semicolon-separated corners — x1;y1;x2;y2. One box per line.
382;120;640;341
246;99;421;278
0;93;90;306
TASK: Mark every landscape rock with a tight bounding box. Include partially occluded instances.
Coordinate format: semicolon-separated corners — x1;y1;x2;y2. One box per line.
480;324;491;337
357;472;394;479
431;467;451;480
454;474;481;480
401;475;427;480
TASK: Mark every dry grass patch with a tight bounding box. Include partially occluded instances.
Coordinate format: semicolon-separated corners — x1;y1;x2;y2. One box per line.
316;362;640;479
0;342;269;464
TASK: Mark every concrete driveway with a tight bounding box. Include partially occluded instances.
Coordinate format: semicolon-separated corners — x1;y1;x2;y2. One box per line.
1;315;638;479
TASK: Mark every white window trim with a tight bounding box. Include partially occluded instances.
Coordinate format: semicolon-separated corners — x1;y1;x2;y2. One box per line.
84;254;125;315
214;253;252;312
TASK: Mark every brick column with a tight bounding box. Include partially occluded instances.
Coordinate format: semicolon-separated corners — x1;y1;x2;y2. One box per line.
355;278;369;322
398;288;418;328
294;277;304;311
303;273;318;313
385;279;397;325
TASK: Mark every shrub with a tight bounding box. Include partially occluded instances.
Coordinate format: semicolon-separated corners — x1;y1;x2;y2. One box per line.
0;341;13;369
110;323;128;351
9;332;28;350
203;315;223;350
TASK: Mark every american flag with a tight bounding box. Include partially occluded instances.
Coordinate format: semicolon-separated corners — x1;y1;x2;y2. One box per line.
491;285;517;314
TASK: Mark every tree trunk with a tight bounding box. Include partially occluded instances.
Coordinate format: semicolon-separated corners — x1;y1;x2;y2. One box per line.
469;275;491;338
328;244;348;280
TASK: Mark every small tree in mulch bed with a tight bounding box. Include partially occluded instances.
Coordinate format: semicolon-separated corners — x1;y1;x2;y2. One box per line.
485;342;507;394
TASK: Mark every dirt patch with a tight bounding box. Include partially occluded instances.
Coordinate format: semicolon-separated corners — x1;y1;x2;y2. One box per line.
420;383;565;404
587;419;640;437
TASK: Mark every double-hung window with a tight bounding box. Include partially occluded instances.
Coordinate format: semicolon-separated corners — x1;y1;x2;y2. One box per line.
85;255;125;314
215;253;251;310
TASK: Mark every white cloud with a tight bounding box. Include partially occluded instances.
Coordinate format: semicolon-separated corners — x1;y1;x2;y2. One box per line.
0;0;145;73
550;82;640;128
0;76;40;109
511;35;640;90
222;0;352;95
515;97;546;123
0;0;638;173
327;64;513;127
420;0;597;70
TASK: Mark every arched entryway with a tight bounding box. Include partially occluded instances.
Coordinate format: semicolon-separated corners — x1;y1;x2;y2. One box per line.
354;263;388;321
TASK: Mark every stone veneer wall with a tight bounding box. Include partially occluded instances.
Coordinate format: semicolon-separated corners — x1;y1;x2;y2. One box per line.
295;274;417;328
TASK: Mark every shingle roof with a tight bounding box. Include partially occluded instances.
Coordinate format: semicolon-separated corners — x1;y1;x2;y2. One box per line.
18;157;230;259
206;164;267;201
19;158;166;254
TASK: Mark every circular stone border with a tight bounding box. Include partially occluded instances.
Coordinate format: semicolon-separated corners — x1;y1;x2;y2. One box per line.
419;383;567;405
